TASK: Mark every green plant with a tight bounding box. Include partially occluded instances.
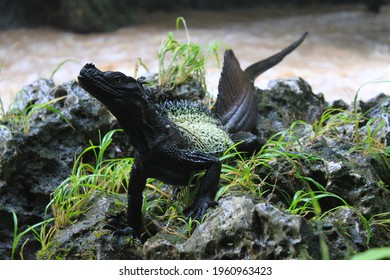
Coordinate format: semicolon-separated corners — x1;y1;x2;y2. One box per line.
11;129;135;258
1;59;78;133
312;80;390;153
157;17;220;92
352;247;390;260
176;217;201;239
49;59;78;80
0;97;6;122
311;108;352;139
11;211;55;260
217;145;270;200
1;93;74;134
50;129;133;229
369;211;390;234
134;57;150;79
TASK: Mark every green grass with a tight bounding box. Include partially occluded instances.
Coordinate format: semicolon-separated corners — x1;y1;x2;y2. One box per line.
14;95;73;134
352;247;390;260
0;59;76;133
6;26;389;259
50;129;133;229
48;59;78;80
11;98;390;258
9;129;133;258
11;211;55;260
156;17;220;93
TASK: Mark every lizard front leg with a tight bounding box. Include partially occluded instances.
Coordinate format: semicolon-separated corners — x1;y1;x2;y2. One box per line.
127;159;147;237
188;152;221;220
127;147;222;236
186;156;221;220
161;149;222;221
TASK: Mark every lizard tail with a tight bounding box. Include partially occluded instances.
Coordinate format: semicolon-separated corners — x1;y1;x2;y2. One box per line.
244;32;308;82
215;49;257;133
214;32;308;134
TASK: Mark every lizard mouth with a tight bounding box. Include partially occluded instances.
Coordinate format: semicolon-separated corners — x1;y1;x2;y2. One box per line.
78;63;123;105
78;63;94;87
77;74;86;86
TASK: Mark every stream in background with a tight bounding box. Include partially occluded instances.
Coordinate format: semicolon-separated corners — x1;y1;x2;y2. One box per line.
0;4;389;110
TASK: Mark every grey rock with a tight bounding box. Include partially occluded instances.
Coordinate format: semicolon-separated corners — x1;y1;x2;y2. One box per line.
37;192;143;260
176;196;256;259
0;79;115;259
2;77;389;260
144;196;321;260
256;77;327;138
319;207;368;259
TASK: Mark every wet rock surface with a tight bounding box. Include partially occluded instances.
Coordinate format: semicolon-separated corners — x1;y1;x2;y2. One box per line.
256;77;328;138
1;77;389;259
171;197;321;260
0;79;127;259
141;73;206;102
37;192;143;260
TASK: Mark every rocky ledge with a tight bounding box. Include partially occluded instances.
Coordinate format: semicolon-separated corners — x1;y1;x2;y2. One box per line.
0;77;389;259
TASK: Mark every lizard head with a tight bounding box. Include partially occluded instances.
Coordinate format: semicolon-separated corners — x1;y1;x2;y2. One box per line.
78;63;147;112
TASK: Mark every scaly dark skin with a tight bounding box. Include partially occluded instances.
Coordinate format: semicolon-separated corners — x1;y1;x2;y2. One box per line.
78;32;307;238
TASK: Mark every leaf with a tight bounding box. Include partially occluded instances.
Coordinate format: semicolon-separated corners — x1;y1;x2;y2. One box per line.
352;247;390;260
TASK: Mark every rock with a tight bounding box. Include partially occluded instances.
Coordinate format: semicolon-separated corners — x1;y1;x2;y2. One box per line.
37;193;383;260
37;192;143;260
256;77;327;138
2;77;389;260
255;91;390;256
252;203;319;260
176;196;257;260
143;73;206;102
172;197;321;260
319;207;368;259
0;79;116;259
60;195;322;260
143;236;181;260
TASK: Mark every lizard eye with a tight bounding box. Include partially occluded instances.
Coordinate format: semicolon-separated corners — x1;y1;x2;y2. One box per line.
113;77;123;84
108;74;126;86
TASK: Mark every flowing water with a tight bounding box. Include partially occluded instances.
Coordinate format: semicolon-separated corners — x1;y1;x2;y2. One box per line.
0;5;389;110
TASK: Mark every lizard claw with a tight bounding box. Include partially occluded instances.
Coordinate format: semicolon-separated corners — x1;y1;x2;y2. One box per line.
112;226;136;237
186;198;218;221
103;225;142;243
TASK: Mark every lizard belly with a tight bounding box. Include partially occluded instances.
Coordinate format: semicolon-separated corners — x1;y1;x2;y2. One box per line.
164;101;234;155
175;121;233;154
142;159;193;186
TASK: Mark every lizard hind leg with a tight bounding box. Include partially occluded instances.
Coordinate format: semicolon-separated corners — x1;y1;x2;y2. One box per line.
164;149;222;222
185;158;222;221
230;131;266;154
